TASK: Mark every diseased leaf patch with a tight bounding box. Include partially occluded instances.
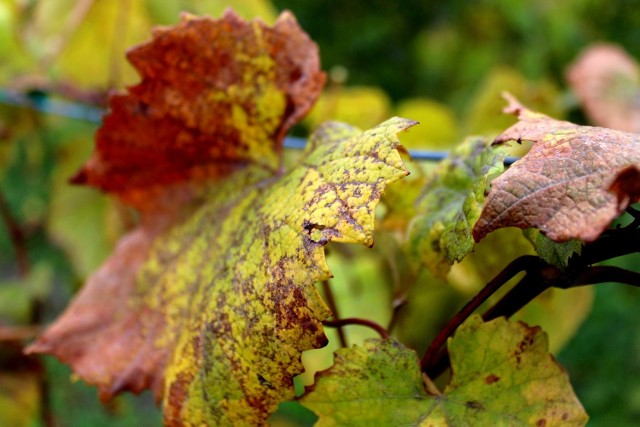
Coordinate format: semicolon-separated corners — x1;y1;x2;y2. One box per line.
300;316;587;426
27;118;414;426
407;137;505;279
473;94;640;243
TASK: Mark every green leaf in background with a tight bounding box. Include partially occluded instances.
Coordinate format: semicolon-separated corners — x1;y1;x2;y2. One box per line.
0;1;34;81
407;137;506;279
145;0;278;25
298;244;395;384
301;315;588;426
463;67;562;145
512;287;593;354
0;370;40;427
46;126;122;278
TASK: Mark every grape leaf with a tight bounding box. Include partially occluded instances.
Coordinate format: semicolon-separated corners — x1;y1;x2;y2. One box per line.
300;315;587;426
407;137;505;279
523;229;582;270
71;9;326;209
26;10;416;425
567;44;640;133
473;94;640;243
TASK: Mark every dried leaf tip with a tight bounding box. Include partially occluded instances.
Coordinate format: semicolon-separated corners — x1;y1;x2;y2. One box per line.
276;10;298;25
501;91;528;117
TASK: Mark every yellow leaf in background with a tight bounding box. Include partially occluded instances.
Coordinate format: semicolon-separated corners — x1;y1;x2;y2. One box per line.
306;86;392;131
394;97;458;149
463;67;562;144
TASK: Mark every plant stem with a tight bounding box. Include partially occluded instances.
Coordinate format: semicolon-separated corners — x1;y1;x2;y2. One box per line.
323;318;390;340
563;265;640;288
579;228;640;265
420;255;541;376
0;189;29;276
321;280;347;347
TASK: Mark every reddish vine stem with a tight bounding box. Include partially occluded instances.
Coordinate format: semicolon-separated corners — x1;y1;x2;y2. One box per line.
420;255;542;376
323;318;390;340
321;280;347;347
423;229;640;379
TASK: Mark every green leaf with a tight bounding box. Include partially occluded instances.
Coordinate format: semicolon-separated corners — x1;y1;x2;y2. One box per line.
524;229;582;269
0;371;40;427
301;316;588;426
407;137;506;279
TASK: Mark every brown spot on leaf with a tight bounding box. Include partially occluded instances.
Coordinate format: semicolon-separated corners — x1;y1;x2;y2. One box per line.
465;400;484;410
484;374;500;384
536;418;547;427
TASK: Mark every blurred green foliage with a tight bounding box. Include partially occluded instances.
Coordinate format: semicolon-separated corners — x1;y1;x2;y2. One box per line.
0;0;639;425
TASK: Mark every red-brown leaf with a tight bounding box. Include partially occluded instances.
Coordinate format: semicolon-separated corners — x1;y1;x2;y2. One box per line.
567;44;640;133
473;94;640;243
71;10;325;210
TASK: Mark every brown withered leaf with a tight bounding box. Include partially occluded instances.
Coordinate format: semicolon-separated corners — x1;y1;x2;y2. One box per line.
71;9;325;210
567;44;640;132
473;93;640;243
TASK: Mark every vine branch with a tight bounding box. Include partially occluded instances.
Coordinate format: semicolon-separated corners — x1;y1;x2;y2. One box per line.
422;227;640;379
420;255;541;374
321;280;347;347
323;318;390;340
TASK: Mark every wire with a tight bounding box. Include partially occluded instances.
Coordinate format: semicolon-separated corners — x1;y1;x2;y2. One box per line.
0;88;519;166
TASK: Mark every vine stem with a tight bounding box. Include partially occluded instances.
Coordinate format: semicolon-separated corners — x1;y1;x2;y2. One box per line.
323;318;390;340
420;255;541;375
321;280;347;347
422;227;640;379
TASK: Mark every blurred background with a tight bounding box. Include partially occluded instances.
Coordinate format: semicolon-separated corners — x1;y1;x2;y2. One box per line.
1;0;639;425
